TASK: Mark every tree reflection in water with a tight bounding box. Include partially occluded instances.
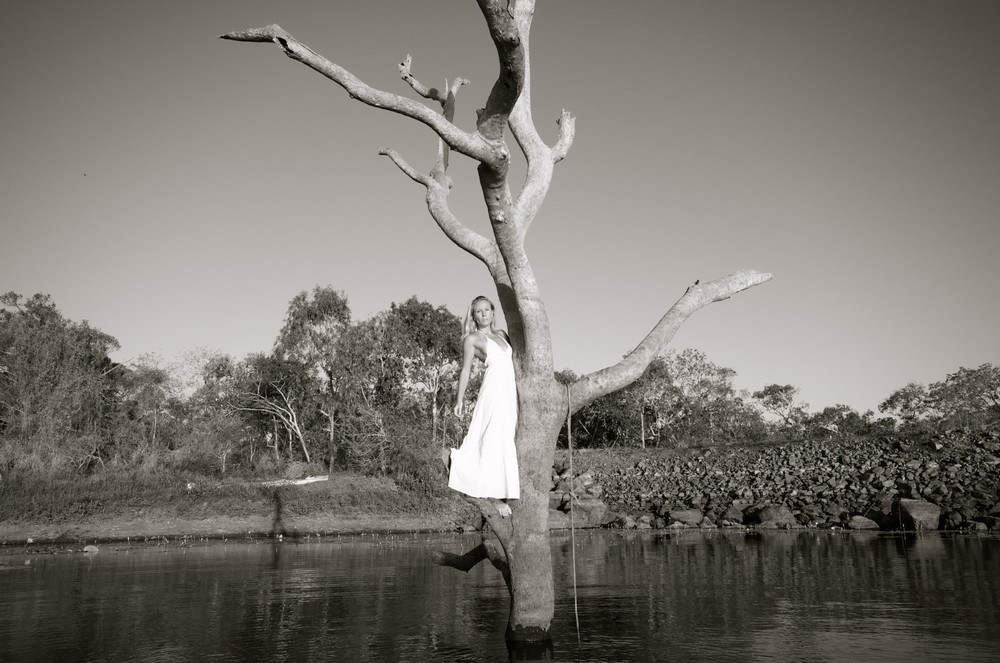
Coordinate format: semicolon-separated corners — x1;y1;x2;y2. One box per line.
1;531;997;662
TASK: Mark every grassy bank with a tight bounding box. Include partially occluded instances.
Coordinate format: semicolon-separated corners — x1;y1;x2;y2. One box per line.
0;468;466;546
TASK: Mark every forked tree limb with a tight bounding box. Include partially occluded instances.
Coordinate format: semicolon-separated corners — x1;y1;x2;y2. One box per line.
432;512;512;590
571;269;774;410
397;56;468;175
431;544;489;572
377;148;503;274
220;25;502;168
471;496;515;543
473;0;525;143
398;54;469;106
501;0;575;233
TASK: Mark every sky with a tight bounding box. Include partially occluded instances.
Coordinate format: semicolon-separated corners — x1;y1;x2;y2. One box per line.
2;0;998;416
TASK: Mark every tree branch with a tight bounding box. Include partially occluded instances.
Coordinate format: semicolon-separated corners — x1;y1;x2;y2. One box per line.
431;543;489;572
398;54;469;105
501;0;575;233
377;148;426;184
470;496;515;544
474;1;526;143
377;148;502;273
551;109;576;163
571;270;773;409
220;24;502;168
432;510;512;589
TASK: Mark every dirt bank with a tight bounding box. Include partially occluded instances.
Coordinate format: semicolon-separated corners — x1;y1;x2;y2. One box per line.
0;471;474;549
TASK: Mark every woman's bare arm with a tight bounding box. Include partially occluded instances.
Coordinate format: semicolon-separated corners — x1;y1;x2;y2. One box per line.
454;334;478;416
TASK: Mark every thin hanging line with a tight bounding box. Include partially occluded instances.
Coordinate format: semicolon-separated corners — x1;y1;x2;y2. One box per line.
566;383;581;645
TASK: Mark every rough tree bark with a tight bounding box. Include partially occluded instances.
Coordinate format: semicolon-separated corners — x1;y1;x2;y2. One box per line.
223;0;771;647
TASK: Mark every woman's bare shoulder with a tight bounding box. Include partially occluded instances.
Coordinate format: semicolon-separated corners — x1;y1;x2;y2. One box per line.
464;331;486;350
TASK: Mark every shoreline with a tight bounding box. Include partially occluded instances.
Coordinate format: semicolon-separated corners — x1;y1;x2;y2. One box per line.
0;513;458;549
4;436;998;549
5;515;997;559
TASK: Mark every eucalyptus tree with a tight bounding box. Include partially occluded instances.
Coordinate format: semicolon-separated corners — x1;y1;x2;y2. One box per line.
219;353;316;465
332;314;401;475
880;364;1000;433
662;349;741;445
385;297;463;445
752;383;809;435
273;287;351;469
0;292;120;448
118;356;173;449
223;1;770;645
927;363;1000;429
879;382;932;426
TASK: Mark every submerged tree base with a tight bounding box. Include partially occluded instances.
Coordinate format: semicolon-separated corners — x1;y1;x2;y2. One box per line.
506;630;554;661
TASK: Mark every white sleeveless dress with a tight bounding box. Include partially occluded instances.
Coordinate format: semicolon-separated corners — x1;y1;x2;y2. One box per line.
448;334;520;499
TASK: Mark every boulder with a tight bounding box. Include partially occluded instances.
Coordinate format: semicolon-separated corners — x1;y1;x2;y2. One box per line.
846;515;881;530
721;505;746;524
569;494;613;527
749;505;798;528
941;510;963;529
610;514;637;529
894;498;941;531
668;509;704;526
550;494;613;528
975;516;1000;531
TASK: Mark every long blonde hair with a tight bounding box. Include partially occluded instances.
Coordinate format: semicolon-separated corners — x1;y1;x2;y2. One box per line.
463;295;496;338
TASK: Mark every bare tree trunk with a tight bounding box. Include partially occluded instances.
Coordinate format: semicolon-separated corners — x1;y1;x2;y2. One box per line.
431;388;439;446
223;1;770;645
640;406;646;450
321;405;337;474
504;384;563;638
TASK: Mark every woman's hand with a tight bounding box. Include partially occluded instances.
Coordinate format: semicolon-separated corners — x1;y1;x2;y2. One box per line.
454;400;464;417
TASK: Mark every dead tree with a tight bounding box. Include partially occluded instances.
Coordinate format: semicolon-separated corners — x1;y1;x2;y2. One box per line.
223;0;771;647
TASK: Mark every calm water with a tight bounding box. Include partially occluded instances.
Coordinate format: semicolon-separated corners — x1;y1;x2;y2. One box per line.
1;530;998;662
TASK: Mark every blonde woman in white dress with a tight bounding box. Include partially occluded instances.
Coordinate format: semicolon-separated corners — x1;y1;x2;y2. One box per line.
447;295;519;517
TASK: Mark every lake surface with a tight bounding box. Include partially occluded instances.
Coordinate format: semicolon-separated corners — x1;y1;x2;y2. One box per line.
1;530;998;662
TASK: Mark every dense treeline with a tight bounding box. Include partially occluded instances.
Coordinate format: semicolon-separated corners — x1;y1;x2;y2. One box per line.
0;289;463;490
2;289;998;488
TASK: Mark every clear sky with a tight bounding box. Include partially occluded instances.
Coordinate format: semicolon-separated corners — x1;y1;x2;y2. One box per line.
3;1;998;416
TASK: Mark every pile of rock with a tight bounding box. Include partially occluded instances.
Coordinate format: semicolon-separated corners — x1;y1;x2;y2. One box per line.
588;430;1000;531
548;463;615;529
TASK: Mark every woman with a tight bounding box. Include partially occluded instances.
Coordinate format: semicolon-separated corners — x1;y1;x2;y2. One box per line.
447;295;519;516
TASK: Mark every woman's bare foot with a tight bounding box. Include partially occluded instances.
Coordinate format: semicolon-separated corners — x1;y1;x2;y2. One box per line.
494;499;512;518
440;448;451;471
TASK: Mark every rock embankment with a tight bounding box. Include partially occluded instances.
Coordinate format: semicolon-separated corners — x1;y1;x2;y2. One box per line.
559;431;1000;531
